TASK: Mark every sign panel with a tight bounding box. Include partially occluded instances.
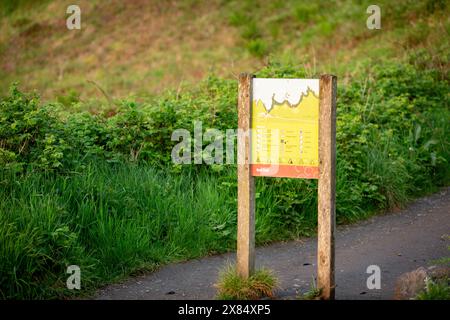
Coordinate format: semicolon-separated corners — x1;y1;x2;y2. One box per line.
251;78;320;179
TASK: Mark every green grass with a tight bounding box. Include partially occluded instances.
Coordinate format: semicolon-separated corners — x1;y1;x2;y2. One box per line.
0;58;449;299
215;266;278;300
419;247;450;300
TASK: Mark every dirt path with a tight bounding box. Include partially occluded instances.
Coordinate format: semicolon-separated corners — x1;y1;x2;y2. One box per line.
95;187;450;300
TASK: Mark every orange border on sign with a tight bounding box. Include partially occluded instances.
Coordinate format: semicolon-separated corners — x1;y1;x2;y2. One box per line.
251;164;319;179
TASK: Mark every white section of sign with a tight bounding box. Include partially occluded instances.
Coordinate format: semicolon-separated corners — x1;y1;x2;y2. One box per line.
253;78;319;112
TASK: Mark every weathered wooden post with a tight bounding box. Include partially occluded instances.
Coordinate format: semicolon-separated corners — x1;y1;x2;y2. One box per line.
317;74;337;300
237;73;255;278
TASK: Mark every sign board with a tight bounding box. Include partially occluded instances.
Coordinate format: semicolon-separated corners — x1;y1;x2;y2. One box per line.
251;79;319;179
237;74;337;300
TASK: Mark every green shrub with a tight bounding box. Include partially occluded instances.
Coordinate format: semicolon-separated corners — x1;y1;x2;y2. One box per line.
246;39;268;58
416;278;450;300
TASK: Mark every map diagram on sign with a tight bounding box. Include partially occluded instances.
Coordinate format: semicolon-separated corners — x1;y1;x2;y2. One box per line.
251;78;319;179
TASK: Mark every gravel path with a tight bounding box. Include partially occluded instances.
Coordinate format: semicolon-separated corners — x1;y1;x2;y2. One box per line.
95;187;450;300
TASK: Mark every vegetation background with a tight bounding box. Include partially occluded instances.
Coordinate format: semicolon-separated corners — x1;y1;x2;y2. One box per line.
0;0;449;298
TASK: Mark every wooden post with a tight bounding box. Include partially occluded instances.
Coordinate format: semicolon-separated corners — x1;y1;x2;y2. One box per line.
237;73;255;279
317;74;337;300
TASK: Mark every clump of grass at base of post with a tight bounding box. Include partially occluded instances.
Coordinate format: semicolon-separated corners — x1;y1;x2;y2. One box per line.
215;266;278;300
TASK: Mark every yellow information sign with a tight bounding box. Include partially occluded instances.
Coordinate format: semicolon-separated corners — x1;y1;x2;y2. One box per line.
251;78;319;179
